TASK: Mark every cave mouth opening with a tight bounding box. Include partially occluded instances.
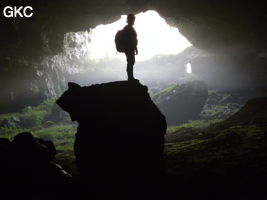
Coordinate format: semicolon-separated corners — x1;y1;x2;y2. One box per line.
86;10;192;61
53;10;194;85
186;62;192;74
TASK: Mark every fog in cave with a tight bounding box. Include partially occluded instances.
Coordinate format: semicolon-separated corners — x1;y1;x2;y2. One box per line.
0;1;267;199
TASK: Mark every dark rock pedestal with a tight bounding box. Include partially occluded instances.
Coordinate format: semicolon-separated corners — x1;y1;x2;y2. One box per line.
57;81;167;187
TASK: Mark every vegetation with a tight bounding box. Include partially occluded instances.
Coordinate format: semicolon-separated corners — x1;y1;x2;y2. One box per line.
0;98;77;173
165;119;223;143
167;119;223;134
0;98;56;128
164;124;266;176
152;84;180;101
33;125;77;174
0;95;266;179
200;90;245;119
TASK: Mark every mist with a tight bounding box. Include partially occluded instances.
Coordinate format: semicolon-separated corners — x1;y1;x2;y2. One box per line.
1;2;267;199
40;10;266;98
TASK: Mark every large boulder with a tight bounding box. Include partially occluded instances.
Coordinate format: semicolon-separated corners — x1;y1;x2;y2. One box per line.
56;81;167;186
153;80;208;125
221;97;267;128
0;132;72;199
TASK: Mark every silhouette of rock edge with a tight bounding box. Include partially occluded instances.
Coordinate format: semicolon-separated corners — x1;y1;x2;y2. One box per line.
56;81;167;186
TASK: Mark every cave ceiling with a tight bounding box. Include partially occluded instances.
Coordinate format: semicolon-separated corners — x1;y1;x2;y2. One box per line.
0;0;267;59
0;0;267;112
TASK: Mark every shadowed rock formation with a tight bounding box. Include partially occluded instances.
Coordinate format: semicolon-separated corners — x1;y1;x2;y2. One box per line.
0;132;72;199
164;97;267;199
56;81;167;187
1;1;267;113
153;80;208;125
220;97;267;128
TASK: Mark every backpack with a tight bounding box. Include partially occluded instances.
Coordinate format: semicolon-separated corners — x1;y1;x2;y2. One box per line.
115;29;127;53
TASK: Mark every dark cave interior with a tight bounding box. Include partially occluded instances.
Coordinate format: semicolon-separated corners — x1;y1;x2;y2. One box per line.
1;0;267;111
0;1;267;199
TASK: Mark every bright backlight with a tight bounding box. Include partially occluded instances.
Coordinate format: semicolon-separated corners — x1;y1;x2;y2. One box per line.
186;62;192;74
86;10;192;61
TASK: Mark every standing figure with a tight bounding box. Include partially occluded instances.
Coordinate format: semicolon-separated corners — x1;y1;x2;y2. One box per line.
115;14;138;81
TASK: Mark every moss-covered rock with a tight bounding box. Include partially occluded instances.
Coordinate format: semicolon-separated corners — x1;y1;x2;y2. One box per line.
165;98;267;179
153;80;208;125
200;90;248;120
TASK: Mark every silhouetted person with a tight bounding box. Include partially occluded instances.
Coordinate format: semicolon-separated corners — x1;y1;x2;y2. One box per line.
122;14;138;81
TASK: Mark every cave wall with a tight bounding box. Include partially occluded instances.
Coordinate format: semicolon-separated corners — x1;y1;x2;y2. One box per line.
0;0;267;112
1;1;266;55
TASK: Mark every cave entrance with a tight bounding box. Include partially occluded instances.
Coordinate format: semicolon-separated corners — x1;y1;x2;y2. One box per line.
86;10;192;61
53;10;195;88
186;62;192;74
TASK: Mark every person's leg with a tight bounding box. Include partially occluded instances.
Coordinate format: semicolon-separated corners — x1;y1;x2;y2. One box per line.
126;51;135;80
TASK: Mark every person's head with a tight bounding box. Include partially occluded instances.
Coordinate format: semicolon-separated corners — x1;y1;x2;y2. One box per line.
127;14;135;26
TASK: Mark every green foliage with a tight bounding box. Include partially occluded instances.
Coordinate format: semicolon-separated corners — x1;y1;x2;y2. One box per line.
19;98;58;128
33;125;75;146
0;97;77;174
0;97;64;130
1;94;265;178
34;125;77;174
0;127;25;140
43;120;55;127
200;90;244;119
167;119;223;133
152;84;180;103
35;97;57;111
164;122;266;176
0;112;21;123
20;109;47;128
0;124;77;175
165;119;223;143
164;139;205;156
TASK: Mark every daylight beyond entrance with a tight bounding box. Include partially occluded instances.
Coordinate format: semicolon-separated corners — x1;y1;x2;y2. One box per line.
86;10;192;61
